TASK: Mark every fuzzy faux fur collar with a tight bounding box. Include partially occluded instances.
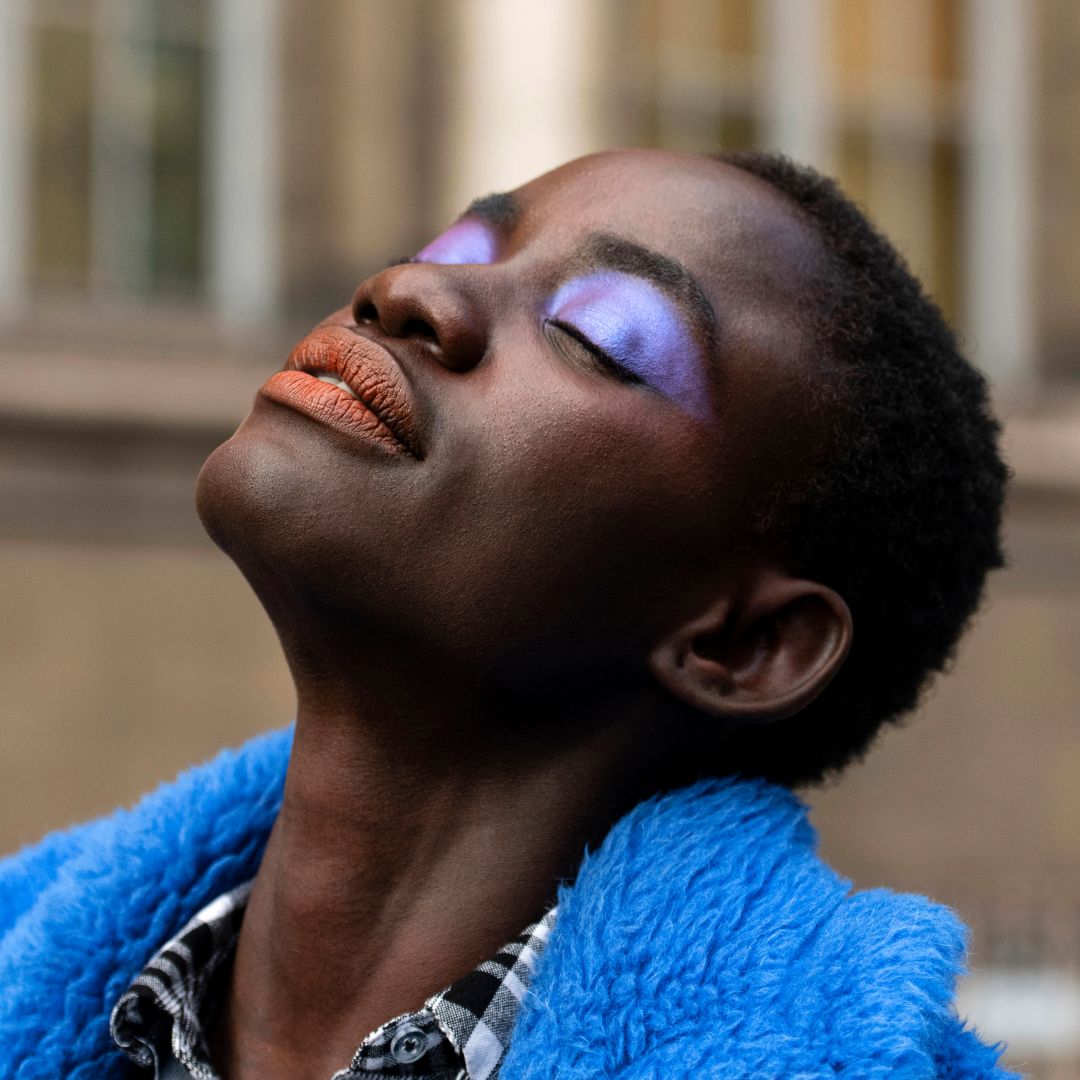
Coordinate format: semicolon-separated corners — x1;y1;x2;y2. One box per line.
0;728;1013;1079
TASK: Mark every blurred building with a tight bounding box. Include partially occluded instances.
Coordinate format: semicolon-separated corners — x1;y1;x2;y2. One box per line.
1;1;1078;1075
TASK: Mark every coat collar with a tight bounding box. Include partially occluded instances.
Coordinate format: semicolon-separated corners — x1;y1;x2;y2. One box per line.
0;727;1011;1078
503;775;1011;1077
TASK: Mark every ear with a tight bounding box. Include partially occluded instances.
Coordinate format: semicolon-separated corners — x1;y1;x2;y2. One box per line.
647;569;852;724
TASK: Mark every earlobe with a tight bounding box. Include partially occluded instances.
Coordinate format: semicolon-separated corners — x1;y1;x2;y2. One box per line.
647;573;853;726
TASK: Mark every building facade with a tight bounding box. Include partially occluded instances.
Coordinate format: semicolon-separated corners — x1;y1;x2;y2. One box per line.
1;2;1078;1073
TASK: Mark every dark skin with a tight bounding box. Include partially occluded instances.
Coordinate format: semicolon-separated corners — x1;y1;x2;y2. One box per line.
195;149;853;1080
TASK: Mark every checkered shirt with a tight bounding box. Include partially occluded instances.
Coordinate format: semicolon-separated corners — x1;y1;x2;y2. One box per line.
110;882;558;1080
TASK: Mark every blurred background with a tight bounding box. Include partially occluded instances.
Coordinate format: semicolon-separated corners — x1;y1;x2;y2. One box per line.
0;0;1077;1074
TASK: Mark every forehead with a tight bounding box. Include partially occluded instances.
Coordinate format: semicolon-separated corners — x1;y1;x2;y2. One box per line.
507;151;832;490
510;150;824;342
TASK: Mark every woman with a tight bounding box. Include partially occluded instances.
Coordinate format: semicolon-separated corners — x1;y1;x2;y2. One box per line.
1;149;1012;1078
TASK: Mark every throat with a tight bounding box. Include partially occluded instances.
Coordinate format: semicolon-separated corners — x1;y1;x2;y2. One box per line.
207;664;659;1080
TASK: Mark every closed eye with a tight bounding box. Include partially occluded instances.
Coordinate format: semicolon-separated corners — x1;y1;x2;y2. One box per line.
545;319;643;385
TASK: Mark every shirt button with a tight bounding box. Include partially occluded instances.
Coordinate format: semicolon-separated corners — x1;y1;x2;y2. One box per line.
390;1024;429;1065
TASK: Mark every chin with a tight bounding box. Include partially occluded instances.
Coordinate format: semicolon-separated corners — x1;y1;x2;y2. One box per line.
195;422;311;567
194;415;413;633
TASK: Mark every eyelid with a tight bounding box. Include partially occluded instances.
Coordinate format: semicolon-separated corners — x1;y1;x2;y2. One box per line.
412;218;499;266
544;318;643;385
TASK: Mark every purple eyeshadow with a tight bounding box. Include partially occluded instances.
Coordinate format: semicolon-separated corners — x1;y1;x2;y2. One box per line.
414;219;497;266
546;272;709;419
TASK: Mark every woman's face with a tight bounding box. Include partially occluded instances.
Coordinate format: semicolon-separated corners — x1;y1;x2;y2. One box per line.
197;149;822;692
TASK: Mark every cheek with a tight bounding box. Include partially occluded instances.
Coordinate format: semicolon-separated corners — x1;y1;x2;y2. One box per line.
465;417;720;674
472;394;721;593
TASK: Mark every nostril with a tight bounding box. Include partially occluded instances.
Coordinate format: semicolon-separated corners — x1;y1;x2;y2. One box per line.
401;317;439;346
354;301;378;325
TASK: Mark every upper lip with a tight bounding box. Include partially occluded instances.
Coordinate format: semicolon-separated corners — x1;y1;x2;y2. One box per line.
285;325;422;456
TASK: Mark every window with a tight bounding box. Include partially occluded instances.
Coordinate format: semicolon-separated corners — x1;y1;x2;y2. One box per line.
26;0;207;299
629;0;1035;388
1;0;279;324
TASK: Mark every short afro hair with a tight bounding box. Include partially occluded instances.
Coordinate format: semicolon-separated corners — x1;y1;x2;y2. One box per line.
709;151;1008;788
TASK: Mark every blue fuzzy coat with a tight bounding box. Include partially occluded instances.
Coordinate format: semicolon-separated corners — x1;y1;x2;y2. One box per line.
0;727;1014;1079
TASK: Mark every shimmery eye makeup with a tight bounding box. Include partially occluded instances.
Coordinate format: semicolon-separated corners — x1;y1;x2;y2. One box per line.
545;272;710;420
413;219;498;266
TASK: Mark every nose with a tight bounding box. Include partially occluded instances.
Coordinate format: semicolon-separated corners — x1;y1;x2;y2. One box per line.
351;263;490;373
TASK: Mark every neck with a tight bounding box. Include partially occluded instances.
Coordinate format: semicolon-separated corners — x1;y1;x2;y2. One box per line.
209;624;661;1080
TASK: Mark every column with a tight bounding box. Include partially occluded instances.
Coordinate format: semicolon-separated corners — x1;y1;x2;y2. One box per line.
964;0;1034;390
208;0;282;324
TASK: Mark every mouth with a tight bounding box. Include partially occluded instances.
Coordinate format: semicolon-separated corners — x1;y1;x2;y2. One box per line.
259;325;422;457
311;371;360;397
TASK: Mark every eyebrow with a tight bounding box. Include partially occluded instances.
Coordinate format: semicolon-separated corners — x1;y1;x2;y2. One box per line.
462;191;522;230
577;233;717;354
462;194;718;353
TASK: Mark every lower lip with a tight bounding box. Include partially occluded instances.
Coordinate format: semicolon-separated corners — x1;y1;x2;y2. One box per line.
259;370;413;455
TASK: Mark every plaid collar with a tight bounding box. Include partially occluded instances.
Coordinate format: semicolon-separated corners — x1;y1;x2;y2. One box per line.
110;882;557;1080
